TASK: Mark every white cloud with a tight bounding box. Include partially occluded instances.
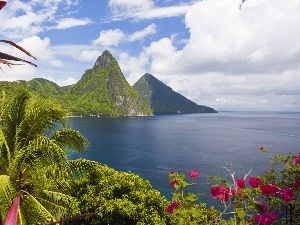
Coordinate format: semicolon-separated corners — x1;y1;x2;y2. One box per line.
118;52;149;85
49;59;63;67
55;18;92;30
108;0;154;20
134;4;192;20
92;29;125;47
78;50;102;62
144;37;177;74
0;0;87;38
16;36;51;61
108;0;193;20
168;0;300;75
128;24;157;42
119;0;300;111
92;24;157;47
50;76;77;86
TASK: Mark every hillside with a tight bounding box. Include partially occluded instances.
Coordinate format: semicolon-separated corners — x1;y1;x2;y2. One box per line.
133;73;217;114
0;51;217;116
64;50;152;116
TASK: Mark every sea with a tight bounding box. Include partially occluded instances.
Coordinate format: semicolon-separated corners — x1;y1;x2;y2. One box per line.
67;111;300;206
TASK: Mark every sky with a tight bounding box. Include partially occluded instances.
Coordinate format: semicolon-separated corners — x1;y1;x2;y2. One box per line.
0;0;300;112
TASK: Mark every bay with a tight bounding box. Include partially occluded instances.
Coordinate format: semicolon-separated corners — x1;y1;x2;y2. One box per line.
68;111;300;205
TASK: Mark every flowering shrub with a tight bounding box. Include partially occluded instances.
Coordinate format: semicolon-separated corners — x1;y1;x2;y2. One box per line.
166;147;300;224
167;170;220;224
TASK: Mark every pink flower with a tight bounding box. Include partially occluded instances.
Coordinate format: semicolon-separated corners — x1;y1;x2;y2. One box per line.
166;201;179;215
169;179;178;188
249;176;262;188
170;170;175;174
280;187;293;202
260;184;279;196
293;180;300;189
254;212;278;225
189;170;198;179
236;177;245;188
294;154;300;164
210;186;231;202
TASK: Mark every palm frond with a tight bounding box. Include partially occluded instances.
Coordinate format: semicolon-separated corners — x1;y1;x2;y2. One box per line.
20;191;56;224
10;137;68;179
36;190;79;219
17;104;66;150
68;159;102;178
0;175;18;221
0;127;10;172
0;90;8;115
0;40;37;60
51;128;89;154
0;51;37;67
0;39;37;68
1;90;30;154
3;195;20;225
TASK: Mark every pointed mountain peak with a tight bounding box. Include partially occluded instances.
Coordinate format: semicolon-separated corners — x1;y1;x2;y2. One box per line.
94;50;117;68
133;73;217;114
143;73;157;81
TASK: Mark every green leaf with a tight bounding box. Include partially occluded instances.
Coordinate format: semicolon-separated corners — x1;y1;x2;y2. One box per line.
172;192;181;201
176;217;185;225
236;207;246;221
184;192;198;202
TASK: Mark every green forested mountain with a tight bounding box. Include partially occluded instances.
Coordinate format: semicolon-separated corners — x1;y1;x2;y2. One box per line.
64;50;152;116
0;51;152;116
133;73;217;114
0;51;216;116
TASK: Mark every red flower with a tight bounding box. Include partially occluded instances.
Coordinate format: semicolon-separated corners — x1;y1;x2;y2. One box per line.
258;145;265;151
170;170;175;174
249;176;262;188
254;212;278;225
210;186;231;202
294;154;300;164
280;187;293;202
0;1;6;10
293;180;300;189
166;201;179;215
236;177;245;188
260;184;279;196
189;170;198;179
169;179;178;188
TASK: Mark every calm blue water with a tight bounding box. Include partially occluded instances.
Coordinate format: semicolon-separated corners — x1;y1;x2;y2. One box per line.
68;112;300;205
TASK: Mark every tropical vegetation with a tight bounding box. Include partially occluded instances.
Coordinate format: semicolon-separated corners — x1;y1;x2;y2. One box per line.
1;1;299;224
0;89;89;224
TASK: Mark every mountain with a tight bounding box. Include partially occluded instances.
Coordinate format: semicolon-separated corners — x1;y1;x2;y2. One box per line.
0;51;216;116
0;78;65;100
27;78;65;97
133;73;217;114
64;50;152;116
0;51;152;116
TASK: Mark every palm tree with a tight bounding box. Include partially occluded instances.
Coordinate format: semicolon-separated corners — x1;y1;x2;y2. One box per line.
0;90;89;224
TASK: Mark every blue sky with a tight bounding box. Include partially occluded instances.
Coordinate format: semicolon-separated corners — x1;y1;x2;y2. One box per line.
1;0;300;112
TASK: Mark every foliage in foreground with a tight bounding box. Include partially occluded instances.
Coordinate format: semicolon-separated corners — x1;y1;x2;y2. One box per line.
166;147;300;225
69;162;169;225
0;89;89;224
